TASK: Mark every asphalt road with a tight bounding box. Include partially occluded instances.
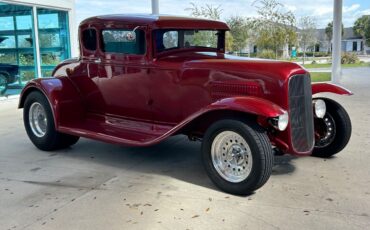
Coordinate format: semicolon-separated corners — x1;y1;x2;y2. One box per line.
1;68;369;230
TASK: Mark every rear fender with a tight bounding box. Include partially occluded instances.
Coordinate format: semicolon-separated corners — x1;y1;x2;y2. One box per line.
312;83;353;96
18;77;84;128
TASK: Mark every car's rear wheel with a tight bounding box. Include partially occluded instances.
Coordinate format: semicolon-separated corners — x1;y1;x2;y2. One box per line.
24;91;79;151
312;98;351;158
202;119;273;195
0;73;8;95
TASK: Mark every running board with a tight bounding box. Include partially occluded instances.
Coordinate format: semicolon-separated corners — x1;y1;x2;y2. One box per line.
57;113;174;146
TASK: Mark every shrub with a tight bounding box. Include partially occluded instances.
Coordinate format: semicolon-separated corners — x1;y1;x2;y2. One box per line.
341;52;359;64
297;52;328;57
311;60;317;64
314;52;329;57
249;53;257;58
257;49;275;59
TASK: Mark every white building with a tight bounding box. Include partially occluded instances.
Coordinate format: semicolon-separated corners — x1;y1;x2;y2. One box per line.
315;27;369;54
0;0;77;88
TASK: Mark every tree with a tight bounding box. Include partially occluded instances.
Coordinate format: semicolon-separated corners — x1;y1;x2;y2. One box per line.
226;16;250;53
185;3;227;49
325;21;344;53
353;15;370;55
185;2;222;20
298;16;317;64
250;0;297;59
225;31;234;52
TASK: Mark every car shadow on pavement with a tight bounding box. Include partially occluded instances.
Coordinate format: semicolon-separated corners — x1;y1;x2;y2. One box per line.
272;154;296;175
56;135;297;193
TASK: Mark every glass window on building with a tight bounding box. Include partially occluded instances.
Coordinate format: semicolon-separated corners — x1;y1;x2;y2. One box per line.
0;3;35;95
37;8;70;77
0;3;71;96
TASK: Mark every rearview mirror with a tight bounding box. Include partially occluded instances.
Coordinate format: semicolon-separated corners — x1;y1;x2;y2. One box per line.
125;32;136;41
125;26;140;42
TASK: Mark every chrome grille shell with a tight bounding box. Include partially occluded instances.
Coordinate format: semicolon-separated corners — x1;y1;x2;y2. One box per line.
288;74;314;152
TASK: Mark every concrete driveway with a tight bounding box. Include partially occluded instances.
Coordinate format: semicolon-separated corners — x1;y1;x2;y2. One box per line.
1;68;370;230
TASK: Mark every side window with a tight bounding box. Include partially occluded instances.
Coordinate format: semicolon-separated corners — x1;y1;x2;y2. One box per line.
163;31;178;49
101;29;146;55
82;29;97;51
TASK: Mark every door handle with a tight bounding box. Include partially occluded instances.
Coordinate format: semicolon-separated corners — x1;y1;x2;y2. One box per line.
94;58;101;64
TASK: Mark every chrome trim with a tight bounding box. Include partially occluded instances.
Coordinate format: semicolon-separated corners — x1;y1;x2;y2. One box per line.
288;74;315;153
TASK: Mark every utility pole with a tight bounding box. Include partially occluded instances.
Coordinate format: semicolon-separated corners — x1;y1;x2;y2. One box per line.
332;0;342;84
152;0;159;14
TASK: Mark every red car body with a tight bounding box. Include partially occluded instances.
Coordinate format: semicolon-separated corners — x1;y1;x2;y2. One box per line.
19;15;352;156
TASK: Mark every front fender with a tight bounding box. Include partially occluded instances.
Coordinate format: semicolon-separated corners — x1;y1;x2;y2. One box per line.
206;96;286;118
19;77;84;128
154;96;286;144
312;83;353;96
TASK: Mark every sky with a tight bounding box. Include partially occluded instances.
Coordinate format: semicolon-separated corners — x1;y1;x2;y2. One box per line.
75;0;370;28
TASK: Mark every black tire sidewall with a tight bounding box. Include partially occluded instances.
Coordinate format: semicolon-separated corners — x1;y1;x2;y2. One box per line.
24;91;59;150
313;98;352;157
202;119;272;195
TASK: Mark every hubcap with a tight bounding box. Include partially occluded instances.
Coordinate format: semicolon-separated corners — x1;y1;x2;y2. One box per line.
29;102;47;137
315;113;336;148
211;131;253;183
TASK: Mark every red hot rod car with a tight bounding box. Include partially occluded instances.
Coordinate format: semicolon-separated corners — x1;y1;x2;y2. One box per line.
19;15;352;195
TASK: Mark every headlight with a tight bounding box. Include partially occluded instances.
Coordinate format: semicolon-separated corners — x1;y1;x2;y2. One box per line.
313;99;326;118
270;112;289;131
277;112;289;131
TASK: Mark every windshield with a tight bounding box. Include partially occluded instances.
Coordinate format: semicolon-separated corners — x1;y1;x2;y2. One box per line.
154;29;223;53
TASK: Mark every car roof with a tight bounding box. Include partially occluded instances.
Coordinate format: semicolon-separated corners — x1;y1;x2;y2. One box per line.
80;14;230;30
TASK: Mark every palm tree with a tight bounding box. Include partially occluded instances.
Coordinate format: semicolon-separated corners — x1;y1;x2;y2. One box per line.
325;21;344;54
353;15;370;55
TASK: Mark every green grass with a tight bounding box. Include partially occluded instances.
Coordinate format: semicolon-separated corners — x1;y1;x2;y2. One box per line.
310;72;331;82
303;62;370;69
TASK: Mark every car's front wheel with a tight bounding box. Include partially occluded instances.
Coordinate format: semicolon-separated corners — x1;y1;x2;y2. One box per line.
312;98;351;158
24;91;80;151
202;119;273;195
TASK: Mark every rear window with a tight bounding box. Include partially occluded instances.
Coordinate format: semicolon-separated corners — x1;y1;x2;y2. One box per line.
101;29;146;55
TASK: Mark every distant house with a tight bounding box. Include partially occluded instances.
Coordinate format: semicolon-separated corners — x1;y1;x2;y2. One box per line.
243;27;370;56
314;27;369;54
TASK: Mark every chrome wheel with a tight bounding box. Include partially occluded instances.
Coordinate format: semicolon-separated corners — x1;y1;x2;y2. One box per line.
28;102;47;137
211;131;253;183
